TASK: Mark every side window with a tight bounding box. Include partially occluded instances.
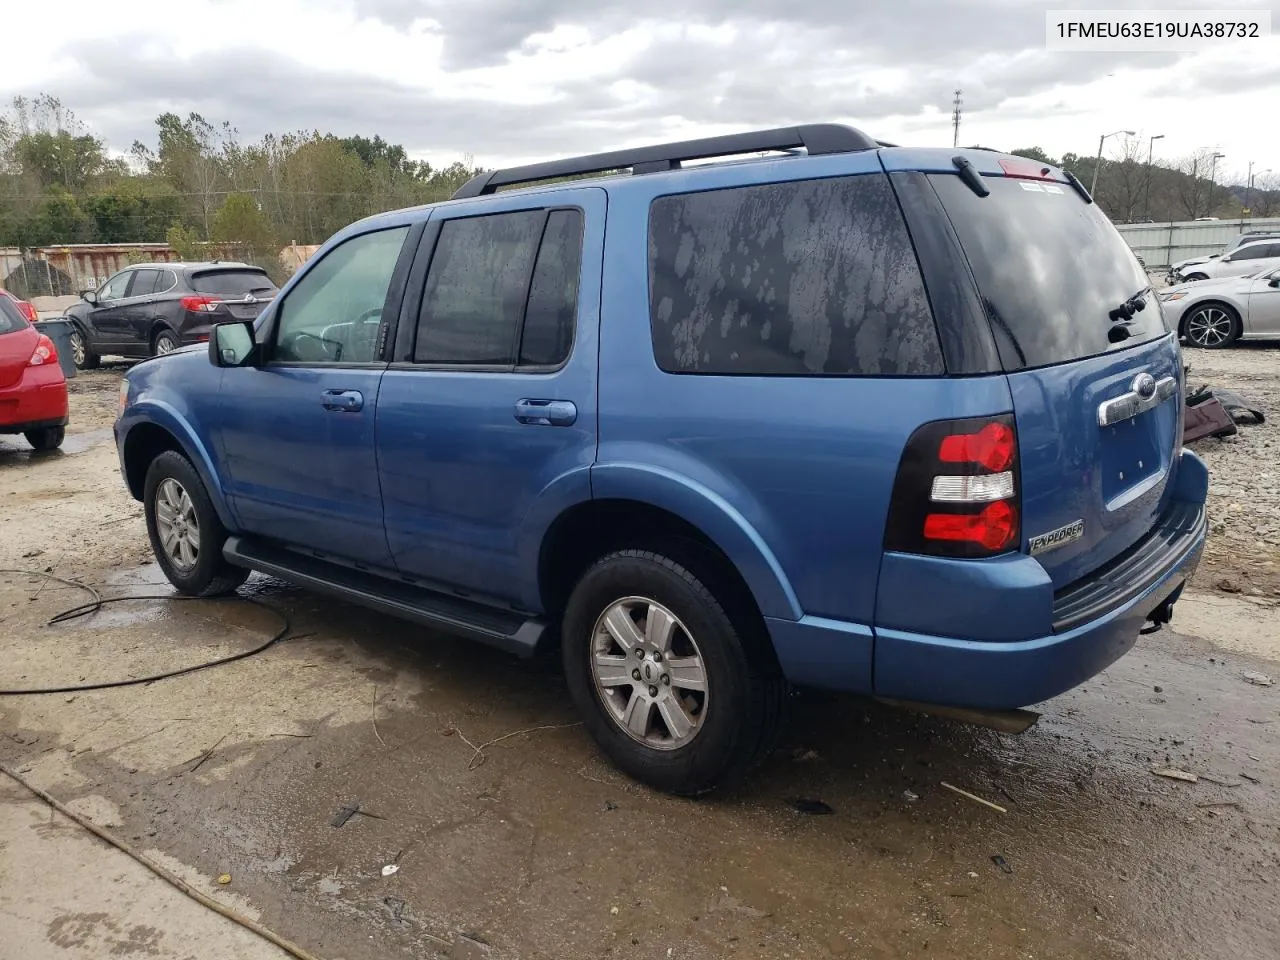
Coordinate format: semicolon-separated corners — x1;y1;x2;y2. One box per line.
99;271;132;301
519;210;584;366
156;269;178;293
273;226;409;364
128;269;160;297
414;211;544;365
1234;245;1266;261
648;175;943;376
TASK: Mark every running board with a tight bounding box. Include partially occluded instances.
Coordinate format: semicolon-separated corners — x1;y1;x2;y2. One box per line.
875;697;1040;734
222;536;545;658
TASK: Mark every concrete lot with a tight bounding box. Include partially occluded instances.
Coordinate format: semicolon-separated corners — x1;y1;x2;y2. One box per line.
1;361;1278;960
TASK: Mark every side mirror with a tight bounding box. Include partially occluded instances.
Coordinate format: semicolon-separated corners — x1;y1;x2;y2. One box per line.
82;290;98;305
210;319;258;367
1270;277;1280;288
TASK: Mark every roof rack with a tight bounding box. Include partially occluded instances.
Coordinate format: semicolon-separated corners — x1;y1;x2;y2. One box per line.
451;123;881;199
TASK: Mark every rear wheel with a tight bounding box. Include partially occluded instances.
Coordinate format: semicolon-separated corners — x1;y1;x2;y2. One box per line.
153;329;178;356
1183;303;1241;349
562;548;786;795
24;426;65;451
144;451;249;596
69;327;100;370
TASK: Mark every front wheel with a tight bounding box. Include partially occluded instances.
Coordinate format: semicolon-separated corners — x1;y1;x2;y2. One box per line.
561;549;786;795
24;426;65;451
69;328;100;370
1183;304;1241;349
144;451;249;596
1183;272;1209;283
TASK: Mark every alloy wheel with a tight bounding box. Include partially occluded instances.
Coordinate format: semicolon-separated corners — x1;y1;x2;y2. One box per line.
155;477;200;571
1185;307;1234;347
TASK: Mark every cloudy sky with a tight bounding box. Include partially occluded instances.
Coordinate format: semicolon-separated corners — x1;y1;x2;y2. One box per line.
2;0;1278;182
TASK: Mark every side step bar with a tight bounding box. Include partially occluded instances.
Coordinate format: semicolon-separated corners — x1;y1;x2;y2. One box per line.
223;536;546;658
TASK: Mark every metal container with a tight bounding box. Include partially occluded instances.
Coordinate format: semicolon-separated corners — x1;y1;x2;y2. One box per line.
34;318;78;379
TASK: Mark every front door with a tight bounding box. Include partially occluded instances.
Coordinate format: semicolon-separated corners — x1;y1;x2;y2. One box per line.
86;269;136;347
218;223;416;567
376;189;604;607
1245;269;1280;336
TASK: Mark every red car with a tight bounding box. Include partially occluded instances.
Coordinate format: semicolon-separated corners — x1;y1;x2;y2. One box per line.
0;294;68;450
0;288;39;324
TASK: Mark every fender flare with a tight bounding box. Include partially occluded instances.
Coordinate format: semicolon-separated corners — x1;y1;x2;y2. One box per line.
118;401;236;529
586;462;803;621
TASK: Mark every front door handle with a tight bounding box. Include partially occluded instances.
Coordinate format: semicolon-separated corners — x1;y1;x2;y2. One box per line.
514;399;577;426
321;389;364;412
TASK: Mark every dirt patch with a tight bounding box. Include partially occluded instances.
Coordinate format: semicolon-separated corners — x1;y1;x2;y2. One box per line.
1183;344;1280;600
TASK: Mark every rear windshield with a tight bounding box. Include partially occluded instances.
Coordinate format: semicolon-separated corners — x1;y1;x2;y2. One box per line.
190;269;276;296
930;174;1167;371
0;296;27;334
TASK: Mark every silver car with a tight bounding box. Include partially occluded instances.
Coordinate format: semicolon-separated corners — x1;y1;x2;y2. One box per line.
1161;266;1280;348
1168;231;1280;283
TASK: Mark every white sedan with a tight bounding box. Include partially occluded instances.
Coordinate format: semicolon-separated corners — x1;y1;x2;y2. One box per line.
1160;267;1280;348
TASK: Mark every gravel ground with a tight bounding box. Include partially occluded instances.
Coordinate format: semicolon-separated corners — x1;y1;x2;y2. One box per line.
1182;344;1280;599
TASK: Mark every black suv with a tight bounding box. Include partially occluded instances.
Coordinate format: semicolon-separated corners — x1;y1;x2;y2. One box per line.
65;261;278;369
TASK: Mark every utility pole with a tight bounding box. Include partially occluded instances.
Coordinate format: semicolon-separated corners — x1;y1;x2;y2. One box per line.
1246;160;1254;215
952;90;962;148
1143;133;1164;220
1091;129;1135;197
1208;152;1225;214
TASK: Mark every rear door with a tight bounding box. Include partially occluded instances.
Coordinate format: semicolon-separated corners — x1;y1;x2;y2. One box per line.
928;169;1181;589
119;268;163;346
376;188;603;605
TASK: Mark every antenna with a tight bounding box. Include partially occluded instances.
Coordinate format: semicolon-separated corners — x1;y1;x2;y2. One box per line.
952;89;963;148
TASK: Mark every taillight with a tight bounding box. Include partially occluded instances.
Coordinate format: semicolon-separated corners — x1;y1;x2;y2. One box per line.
29;334;58;367
18;301;37;323
884;415;1021;558
181;295;222;313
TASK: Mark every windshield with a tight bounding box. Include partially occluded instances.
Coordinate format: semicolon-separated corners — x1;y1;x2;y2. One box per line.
930;173;1168;371
190;269;277;296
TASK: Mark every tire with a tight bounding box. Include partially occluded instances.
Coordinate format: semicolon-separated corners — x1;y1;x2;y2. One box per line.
561;548;787;795
143;450;249;597
153;328;179;357
1182;303;1241;349
69;327;100;370
24;426;65;451
1184;273;1209;283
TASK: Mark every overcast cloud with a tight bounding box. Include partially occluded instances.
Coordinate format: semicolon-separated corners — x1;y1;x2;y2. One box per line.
1;0;1277;181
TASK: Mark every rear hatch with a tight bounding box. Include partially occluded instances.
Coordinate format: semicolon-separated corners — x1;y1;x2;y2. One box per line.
0;297;35;389
930;168;1182;589
189;268;277;320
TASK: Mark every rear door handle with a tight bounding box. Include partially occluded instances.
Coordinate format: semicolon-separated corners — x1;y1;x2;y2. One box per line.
321;389;364;412
514;399;577;426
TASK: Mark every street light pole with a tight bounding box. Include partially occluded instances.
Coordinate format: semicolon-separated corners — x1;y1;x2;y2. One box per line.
1143;133;1164;220
1091;129;1136;197
1208;152;1225;214
1246;160;1254;216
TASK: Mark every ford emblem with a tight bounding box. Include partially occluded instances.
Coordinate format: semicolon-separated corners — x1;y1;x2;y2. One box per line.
1132;373;1157;400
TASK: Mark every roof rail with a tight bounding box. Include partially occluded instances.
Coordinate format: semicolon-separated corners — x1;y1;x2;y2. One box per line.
450;123;880;199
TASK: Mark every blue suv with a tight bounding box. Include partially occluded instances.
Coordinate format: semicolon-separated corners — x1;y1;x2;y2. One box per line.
115;125;1208;794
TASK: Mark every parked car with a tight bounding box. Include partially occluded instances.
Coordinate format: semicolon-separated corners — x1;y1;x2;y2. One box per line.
0;294;68;450
1161;266;1280;348
115;125;1208;794
0;287;39;323
1173;239;1280;284
64;261;277;369
1168;231;1280;283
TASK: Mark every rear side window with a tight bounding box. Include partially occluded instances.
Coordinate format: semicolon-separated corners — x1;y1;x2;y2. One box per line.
930;174;1166;370
0;295;26;333
191;269;277;296
648;175;943;376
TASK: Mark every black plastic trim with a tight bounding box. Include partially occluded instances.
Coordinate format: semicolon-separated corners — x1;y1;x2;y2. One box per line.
223;536;545;657
1052;501;1205;633
451;124;879;198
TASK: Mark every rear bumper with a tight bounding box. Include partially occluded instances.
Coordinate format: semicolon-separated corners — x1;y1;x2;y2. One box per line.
769;451;1209;709
0;367;69;433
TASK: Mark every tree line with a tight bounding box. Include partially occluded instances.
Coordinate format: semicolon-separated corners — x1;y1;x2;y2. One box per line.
0;94;482;282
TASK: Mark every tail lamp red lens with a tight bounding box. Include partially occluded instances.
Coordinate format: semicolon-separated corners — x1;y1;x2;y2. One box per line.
181;295;222;312
29;334;58;367
938;422;1015;472
883;414;1021;559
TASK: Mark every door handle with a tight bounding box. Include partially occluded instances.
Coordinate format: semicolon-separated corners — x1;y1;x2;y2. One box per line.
321;389;364;412
514;399;577;426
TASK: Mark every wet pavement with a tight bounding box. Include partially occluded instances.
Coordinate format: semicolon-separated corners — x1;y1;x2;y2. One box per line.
2;567;1277;960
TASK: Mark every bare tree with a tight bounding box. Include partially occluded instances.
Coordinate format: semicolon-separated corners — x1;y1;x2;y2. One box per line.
1172;149;1220;220
1252;172;1280;218
1094;135;1147;222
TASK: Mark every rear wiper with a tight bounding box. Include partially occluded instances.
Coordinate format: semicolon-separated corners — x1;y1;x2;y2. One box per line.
1109;286;1150;323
